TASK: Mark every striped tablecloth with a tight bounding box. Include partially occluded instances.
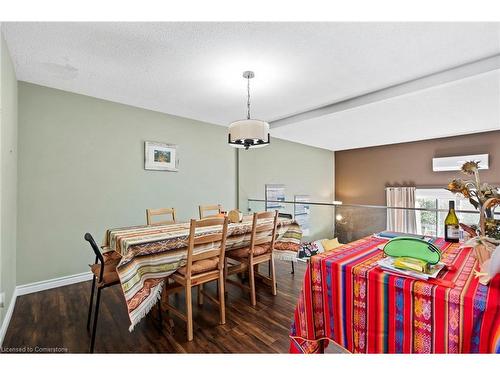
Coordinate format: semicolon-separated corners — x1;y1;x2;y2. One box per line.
103;218;301;330
289;236;500;354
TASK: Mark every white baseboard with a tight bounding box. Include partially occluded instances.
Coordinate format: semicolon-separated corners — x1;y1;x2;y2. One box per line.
0;271;93;347
0;289;18;348
16;271;93;296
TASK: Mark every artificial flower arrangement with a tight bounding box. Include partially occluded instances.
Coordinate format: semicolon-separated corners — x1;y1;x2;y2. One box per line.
447;160;500;284
447;161;500;239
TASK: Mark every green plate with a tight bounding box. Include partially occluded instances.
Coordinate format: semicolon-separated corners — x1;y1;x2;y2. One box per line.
383;237;441;265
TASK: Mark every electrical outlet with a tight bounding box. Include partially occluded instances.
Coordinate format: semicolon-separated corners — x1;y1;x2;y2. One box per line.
0;292;5;308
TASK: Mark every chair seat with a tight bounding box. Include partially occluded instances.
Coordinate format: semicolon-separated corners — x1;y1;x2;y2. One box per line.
227;243;272;259
176;257;220;276
90;253;121;286
102;250;122;262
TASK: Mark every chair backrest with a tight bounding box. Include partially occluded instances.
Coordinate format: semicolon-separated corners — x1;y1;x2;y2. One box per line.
241;214;254;222
278;213;293;219
84;233;105;282
184;216;229;278
198;204;222;219
146;207;176;225
249;210;278;256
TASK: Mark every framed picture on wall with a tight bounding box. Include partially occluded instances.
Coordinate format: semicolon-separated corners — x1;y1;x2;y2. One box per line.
144;141;179;171
265;184;285;210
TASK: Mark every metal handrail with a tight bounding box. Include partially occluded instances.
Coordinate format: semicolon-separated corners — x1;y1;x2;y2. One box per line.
248;198;499;216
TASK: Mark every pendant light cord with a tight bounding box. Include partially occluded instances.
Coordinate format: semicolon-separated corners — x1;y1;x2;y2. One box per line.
246;76;251;120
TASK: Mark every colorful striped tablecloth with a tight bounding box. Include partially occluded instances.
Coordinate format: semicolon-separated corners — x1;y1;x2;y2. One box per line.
289;236;500;354
103;218;301;330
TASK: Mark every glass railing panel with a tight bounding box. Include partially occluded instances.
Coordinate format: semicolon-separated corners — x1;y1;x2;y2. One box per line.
334;205;387;243
246;199;266;216
306;203;334;241
247;200;334;242
247;198;499;245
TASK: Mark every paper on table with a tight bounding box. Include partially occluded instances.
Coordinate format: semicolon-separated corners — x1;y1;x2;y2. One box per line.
377;256;446;280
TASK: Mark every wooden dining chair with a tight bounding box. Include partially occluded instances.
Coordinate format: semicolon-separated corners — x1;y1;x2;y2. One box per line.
225;210;278;306
162;216;229;341
84;233;122;353
198;204;223;219
146;207;176;225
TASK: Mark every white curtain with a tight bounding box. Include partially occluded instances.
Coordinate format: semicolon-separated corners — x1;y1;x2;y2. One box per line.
386;187;417;233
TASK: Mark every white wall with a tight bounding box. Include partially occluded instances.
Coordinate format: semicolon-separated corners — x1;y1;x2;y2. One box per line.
0;30;18;327
17;82;237;285
238;138;334;240
17;81;336;286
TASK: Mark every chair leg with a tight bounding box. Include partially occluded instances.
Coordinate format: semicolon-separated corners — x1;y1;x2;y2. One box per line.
157;300;162;331
223;258;229;298
291;261;295;274
163;287;174;329
248;262;257;306
218;272;226;325
197;284;204;306
89;287;102;353
86;275;96;330
186;284;193;341
270;257;277;296
173;277;180;301
268;260;271;277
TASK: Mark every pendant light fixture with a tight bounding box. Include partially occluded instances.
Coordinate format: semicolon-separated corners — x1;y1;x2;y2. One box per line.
228;71;270;150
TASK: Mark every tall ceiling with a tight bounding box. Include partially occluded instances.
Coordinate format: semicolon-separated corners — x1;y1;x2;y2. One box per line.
3;22;500;150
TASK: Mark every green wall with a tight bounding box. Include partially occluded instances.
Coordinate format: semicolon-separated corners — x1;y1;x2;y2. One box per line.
0;32;18;326
238;138;334;240
17;82;237;285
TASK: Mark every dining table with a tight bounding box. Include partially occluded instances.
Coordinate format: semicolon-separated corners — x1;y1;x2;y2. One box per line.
289;236;500;354
102;217;302;330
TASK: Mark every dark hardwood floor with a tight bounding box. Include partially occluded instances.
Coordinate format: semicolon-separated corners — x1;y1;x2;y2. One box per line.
3;260;344;353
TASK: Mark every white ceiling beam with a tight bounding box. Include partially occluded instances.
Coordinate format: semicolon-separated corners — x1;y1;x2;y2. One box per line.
270;53;500;128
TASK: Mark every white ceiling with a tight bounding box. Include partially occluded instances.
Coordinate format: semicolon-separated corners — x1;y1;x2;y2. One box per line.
3;22;500;150
273;69;500;150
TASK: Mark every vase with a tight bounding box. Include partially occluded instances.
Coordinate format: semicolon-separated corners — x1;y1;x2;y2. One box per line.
473;198;500;284
472;241;495;285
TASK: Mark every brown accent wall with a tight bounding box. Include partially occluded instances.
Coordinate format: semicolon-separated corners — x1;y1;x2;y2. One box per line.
335;130;500;205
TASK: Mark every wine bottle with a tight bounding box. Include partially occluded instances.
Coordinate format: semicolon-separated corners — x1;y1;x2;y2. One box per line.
444;200;460;242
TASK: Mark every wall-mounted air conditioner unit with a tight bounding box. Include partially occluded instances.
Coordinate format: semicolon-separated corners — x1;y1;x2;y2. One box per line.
432;154;489;172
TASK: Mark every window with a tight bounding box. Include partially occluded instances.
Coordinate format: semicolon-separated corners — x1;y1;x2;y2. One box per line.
415;188;479;237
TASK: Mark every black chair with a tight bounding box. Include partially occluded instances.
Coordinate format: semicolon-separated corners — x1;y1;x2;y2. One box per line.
84;233;122;353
